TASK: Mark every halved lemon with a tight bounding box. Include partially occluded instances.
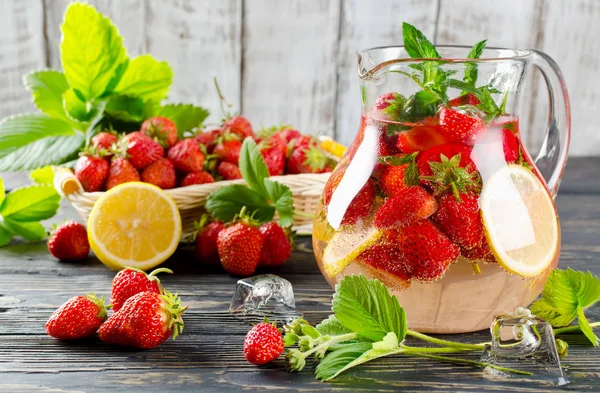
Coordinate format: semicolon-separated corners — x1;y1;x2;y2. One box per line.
88;182;182;271
481;164;559;277
322;223;382;276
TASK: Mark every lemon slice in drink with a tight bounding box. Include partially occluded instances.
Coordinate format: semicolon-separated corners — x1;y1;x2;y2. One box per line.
481;164;559;277
88;182;182;271
322;223;382;276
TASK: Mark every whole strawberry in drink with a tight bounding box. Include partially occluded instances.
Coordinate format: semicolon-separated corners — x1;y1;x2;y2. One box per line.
195;218;225;263
121;132;164;169
258;222;291;266
74;154;109;192
374;186;437;229
141;116;178;148
110;267;173;312
341;179;375;225
168;138;205;173
106;157;140;190
434;192;484;250
48;221;89;261
244;320;284;365
99;290;187;349
216;213;264;276
46;293;108;340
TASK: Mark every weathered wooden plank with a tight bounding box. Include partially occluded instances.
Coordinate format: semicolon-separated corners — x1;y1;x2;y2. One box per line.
0;0;46;118
334;0;438;145
241;0;340;136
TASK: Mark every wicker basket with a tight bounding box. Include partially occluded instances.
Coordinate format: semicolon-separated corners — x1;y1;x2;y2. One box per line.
54;168;330;241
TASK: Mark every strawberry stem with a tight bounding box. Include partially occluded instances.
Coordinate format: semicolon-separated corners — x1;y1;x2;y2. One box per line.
406;330;486;350
149;267;173;278
554;321;600;336
407;352;532;375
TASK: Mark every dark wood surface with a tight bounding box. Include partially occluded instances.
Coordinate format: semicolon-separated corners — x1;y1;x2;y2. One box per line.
1;157;599;393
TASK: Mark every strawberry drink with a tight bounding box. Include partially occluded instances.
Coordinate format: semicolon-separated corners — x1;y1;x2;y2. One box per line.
313;23;570;333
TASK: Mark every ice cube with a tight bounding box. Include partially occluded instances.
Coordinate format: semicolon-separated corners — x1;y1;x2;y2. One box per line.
230;274;297;317
481;310;568;386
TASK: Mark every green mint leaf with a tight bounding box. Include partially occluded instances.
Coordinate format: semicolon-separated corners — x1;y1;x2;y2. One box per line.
154;104;210;137
105;95;146;123
264;179;295;228
239;138;270;198
379;152;417;166
23;70;70;121
531;269;600;345
102;59;129;96
205;184;274;223
29;166;55;185
402;22;440;59
464;39;487;87
60;3;127;100
0;224;13;247
316;333;399;381
0;114;76;160
332;275;407;342
113;55;173;101
0;185;60;222
404;159;420;186
314;342;372;381
0;133;85;171
3;219;46;242
63;88;97;122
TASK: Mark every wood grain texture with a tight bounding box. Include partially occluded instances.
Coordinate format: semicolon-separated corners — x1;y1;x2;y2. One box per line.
0;157;599;392
241;0;340;136
334;0;438;146
0;0;46;118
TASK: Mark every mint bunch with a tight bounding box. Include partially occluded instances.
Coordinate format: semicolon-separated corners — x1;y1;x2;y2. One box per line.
205;138;295;227
0;3;208;171
0;168;60;246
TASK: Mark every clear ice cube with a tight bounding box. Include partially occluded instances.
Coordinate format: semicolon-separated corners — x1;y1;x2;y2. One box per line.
230;274;297;317
481;309;568;386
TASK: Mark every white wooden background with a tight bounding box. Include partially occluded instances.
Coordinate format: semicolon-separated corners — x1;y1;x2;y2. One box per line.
0;0;598;156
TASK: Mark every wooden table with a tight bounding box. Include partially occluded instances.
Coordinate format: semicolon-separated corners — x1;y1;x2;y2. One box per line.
1;157;599;393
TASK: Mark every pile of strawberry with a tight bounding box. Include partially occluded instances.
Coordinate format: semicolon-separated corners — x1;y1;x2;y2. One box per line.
74;115;334;193
46;267;187;349
326;92;535;283
194;211;292;276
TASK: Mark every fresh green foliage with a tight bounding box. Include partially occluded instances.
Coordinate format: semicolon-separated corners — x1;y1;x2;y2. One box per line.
0;2;208;171
205;138;295;227
422;153;481;200
463;40;487;87
531;269;600;346
0;176;61;247
379;152;418;166
29;166;55;185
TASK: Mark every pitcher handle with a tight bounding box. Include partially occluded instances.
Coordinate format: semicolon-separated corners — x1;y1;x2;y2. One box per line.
530;50;571;198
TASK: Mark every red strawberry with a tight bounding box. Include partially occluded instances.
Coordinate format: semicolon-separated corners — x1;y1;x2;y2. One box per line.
461;240;496;264
374;186;437;229
262;134;288;157
417;144;475;179
48;221;89;261
502;128;519;163
181;171;215;187
141;117;178;148
358;242;412;282
278;128;302;143
434;192;484;250
217;221;264;276
438;106;485;145
194;128;221;150
74;155;109;192
122;132;164;169
258;222;291;266
341;179;375;225
379;164;407;196
397;120;449;153
110;267;172;312
448;93;481;107
91;132;118;151
106;157;140;190
397;220;460;282
195;220;225;263
213;138;242;165
374;92;397;110
244;320;284;365
167;138;205;173
261;146;285;176
140;158;176;189
99;290;187;349
45;293;108;340
288;135;315;152
223;115;253;139
323;165;346;206
218;162;242;180
286;144;327;174
378;133;400;156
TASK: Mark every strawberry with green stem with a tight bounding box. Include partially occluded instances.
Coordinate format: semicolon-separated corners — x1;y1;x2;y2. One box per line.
217;161;242;180
91;131;118;152
48;221;89;261
74;151;109;192
214;77;254;139
374;186;437;229
119;131;164;170
106;157;140;190
420;153;481;201
141;116;178;148
258;222;292;267
245;319;285;365
213;134;242;165
46;293;109;340
140;157;176;189
194;215;224;263
110;266;173;312
434;192;484;250
167;138;205;173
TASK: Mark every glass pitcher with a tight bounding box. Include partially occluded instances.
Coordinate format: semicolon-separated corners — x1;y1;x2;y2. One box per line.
313;46;570;333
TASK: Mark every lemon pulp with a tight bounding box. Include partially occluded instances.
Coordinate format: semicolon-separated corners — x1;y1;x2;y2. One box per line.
322;222;382;276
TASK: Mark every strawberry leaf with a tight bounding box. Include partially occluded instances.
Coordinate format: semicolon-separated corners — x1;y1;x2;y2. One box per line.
0;185;60;222
264;179;295;228
239;138;270;199
154;104;210;136
113;54;173;102
2;220;46;242
23;70;70;122
29;166;55;185
205;185;275;223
